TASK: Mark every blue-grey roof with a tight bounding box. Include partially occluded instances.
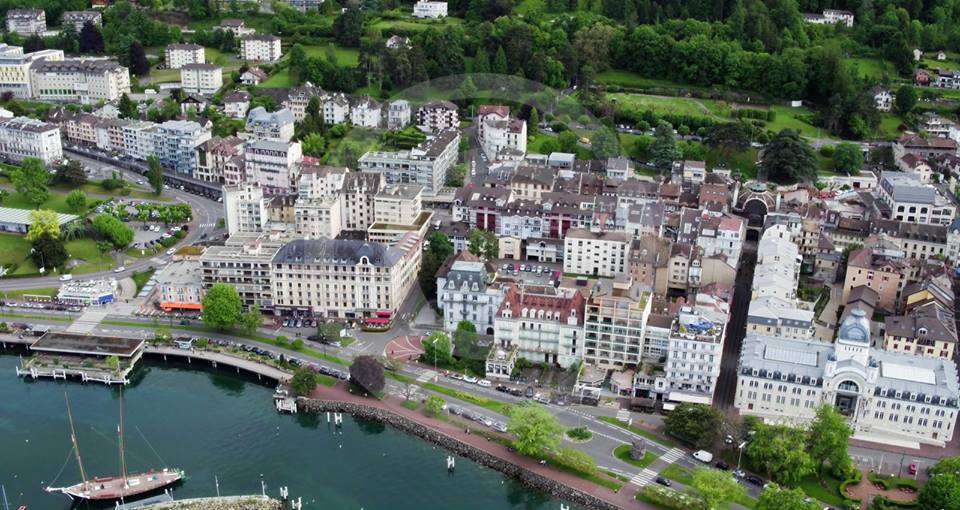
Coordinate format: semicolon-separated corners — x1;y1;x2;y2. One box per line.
272;239;402;267
881;173;935;204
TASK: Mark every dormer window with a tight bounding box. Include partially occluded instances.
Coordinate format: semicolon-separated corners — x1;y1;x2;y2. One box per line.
880;388;888;397
895;391;902;399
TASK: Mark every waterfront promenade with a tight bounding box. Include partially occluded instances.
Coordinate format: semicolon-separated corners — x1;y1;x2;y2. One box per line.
144;345;292;383
306;382;648;510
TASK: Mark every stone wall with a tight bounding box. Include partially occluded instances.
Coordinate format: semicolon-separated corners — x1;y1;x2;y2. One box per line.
300;399;623;510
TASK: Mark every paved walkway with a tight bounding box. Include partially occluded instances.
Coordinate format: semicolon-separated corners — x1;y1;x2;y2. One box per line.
308;383;648;509
844;470;918;510
385;335;425;362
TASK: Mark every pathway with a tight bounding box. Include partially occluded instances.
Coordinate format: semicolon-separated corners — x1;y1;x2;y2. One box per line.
385;335;425;362
66;309;109;333
844;470;918;510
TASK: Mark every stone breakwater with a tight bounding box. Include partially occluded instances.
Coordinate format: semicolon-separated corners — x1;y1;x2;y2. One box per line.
300;399;624;510
139;496;281;510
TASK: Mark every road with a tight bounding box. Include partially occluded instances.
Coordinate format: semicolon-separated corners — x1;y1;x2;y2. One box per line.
713;240;757;410
0;152;224;291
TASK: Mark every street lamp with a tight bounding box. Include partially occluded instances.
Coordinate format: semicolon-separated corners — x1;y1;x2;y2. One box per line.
736;441;747;472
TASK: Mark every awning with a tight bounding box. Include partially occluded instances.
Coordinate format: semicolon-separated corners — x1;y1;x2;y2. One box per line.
666;391;713;405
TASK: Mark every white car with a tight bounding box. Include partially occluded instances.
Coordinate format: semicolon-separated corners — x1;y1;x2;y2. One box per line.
463;375;479;384
166;247;176;256
58;274;73;281
477;379;492;388
693;450;714;463
114;266;125;273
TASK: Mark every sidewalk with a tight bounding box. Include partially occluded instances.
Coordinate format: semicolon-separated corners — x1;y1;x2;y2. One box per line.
308;382;649;510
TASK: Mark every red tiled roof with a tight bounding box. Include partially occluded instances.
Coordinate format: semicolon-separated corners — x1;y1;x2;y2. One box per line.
496;285;586;326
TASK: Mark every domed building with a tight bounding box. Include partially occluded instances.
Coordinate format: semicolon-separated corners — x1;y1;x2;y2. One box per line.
734;308;960;448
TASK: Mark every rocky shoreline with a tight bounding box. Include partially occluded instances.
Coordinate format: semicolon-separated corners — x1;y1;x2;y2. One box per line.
300;399;624;510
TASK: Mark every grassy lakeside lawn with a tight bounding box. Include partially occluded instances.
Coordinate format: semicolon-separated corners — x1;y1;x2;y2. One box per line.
65;238;115;274
0;188;94;215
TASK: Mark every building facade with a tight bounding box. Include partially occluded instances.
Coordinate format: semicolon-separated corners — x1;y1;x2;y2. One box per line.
165;44;205;69
0;116;62;165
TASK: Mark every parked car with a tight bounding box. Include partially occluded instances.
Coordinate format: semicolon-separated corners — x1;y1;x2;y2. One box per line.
477;379;492;388
744;475;764;486
655;477;671;487
59;274;73;281
715;461;730;470
908;463;918;475
693;450;714;463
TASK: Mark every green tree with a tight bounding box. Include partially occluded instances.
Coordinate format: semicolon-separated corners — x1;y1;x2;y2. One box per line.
832;142;864;175
747;423;814;486
201;283;242;331
493;46;508;74
508;403;564;456
917;470;960;510
758;129;817;184
118;93;138;119
755;486;820;510
10;157;49;208
663;403;722;449
418;232;453;301
30;233;67;270
591;127;620;159
705;122;750;158
333;8;365;47
106;355;120;372
528;108;539;138
929;456;960;476
557;447;597;475
690;467;746;510
301;132;327;157
128;41;150;76
895;85;918;116
453;320;488;371
147;155;163;195
26;209;61;242
557;130;579;153
239;304;263;335
92;214;134;250
349;355;385;395
467;229;497;259
422;331;453;366
424;395;446;417
66;190;87;213
54;159;88;185
650;121;681;172
290;367;317;397
807;404;852;477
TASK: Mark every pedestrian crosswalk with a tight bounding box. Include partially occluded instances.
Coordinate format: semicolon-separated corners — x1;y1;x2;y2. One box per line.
629;468;658;487
660;448;684;464
197;223;217;228
416;370;436;383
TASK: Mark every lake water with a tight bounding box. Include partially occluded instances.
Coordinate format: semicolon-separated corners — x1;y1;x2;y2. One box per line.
0;354;577;510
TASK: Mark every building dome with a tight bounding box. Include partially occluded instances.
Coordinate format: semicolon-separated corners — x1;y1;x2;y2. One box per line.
838;308;871;344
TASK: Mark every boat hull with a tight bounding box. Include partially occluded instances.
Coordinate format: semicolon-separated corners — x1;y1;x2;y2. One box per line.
47;469;183;501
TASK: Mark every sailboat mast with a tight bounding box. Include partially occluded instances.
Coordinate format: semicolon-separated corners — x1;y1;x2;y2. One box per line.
119;387;128;488
64;392;89;489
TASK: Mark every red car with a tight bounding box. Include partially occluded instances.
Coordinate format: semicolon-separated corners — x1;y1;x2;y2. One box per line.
908;463;918;475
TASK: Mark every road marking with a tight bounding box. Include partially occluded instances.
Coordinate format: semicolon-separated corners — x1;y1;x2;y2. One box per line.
630;468;658;487
660;448;685;464
616;409;631;422
416;370;436;383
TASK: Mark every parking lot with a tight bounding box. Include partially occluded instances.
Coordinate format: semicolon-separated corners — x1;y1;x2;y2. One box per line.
494;259;563;286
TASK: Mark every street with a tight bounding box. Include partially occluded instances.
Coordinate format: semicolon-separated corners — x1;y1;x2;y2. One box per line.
713;241;757;409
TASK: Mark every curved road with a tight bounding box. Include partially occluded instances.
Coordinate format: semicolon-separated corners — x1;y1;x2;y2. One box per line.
0;152;224;291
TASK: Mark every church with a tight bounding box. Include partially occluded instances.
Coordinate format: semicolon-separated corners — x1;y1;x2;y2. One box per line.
734;308;959;448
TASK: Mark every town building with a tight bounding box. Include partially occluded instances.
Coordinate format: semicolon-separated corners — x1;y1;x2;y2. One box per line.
61;11;102;32
746;295;815;340
416;101;458;133
57;279;116;306
0;44;63;99
358;129;459;194
883;300;957;361
239;67;268;86
873;87;893;111
413;0;448;18
0;206;75;234
282;84;322;122
223;91;250;119
6;9;45;35
802;9;854;26
153;119;210;177
200;234;283;310
877;173;956;226
582;278;652;369
164;43;205;70
245;107;295;142
179;63;222;95
157;260;204;312
494;284;586;368
286;0;324;11
244;139;303;194
223;182;268;235
0;116;61;165
216;19;255;36
294;194;342;240
663;288;730;405
894;133;957;160
240;35;282;62
478;105;526;161
387;99;411;131
29;58;130;103
562;228;630;278
841;243;908;315
436;252;506;335
734;309;960;448
197;136;244;184
350;96;381;129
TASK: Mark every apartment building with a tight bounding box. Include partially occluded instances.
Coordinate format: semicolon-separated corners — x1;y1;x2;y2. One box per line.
157;260;204;312
746;295;815;340
877;173;956;226
283;84;322;122
323;93;350;124
842;244;908;314
373;184;423;225
413;0;448;18
165;43;205;69
387;99;411;131
0;116;62;165
180;63;222;95
582;278;652;369
350;96;381;129
297;164;347;200
30;59;130;104
663;289;730;405
562;228;630;278
883;292;957;361
244;139;303;194
294;194;342;240
870;219;948;261
61;11;102;32
270;234;422;318
342;171;384;230
287;0;325;11
200;234;283;310
735;309;960;448
223;182;268;235
436;252;506;335
224;91;250;119
477;105;526;161
358;128;459;194
240;35;282;62
494;284;586;368
416;101;458;133
6;9;45;35
245;107;295;142
120;120;157;161
153;120;211;177
0;45;62;98
216;19;255;36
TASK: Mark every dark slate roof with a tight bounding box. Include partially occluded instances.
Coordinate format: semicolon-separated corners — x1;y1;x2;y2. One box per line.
273;239;402;267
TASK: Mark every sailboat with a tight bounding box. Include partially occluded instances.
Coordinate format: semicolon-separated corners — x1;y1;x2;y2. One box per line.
45;391;184;501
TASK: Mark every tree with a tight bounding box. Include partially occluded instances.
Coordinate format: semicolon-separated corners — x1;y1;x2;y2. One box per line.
26;209;61;242
807;404;852;477
453;320;488;371
239;304;263;335
895;85;918;116
30;233;67;270
106;355;120;372
467;229;497;260
10;157;49;208
690;467;746;510
54;159;88;185
128;41;150;76
92;214;134;250
758;129;817;184
557;131;579;153
528;108;539;138
79;21;104;54
118;93;138;119
301;132;326;157
755;486;820;510
493;45;508;74
424;395;446;417
917;470;960;510
508;403;564;456
929;456;960;477
747;423;814;486
557;447;597;475
591;127;620;159
419;232;453;301
147;155;163;195
832;142;864;175
66;190;87;213
705;122;750;158
650;121;681;172
290;367;318;397
663;403;722;449
333;8;365;47
422;331;453;366
349;355;385;395
201;283;242;331
23;34;44;53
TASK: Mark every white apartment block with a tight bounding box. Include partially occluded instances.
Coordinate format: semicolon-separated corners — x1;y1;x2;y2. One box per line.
342;172;384;230
61;11;102;32
323;93;350;125
165;44;205;70
0;45;63;99
358;129;459;194
746;295;815;340
478;105;527;161
245;107;295;142
298;165;347;200
351;97;382;129
735;309;959;448
878;173;957;226
244;139;302;195
200;235;282;311
30;59;131;104
437;256;506;335
387;100;411;131
583;279;652;369
413;1;448;18
294;195;343;240
180;63;222;95
373;184;422;226
494;284;586;368
224;91;250;119
0;116;61;165
240;35;282;62
563;228;630;278
153;120;211;177
664;291;729;405
224;183;268;236
6;9;45;36
120;120;157;161
270;234;422;319
416;101;458;133
283;84;322;122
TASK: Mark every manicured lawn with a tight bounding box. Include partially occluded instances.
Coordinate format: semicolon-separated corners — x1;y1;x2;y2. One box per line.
316;373;338;387
259;70;294;88
147;66;180;84
920;57;960;71
704;145;759;180
799;473;847;508
370;16;462;32
767;105;826;138
423;383;511;415
597;416;679;448
609;93;724;119
0;188;91;215
877;113;904;140
614;444;658;469
131;268;155;294
65;238;114;274
660;463;693;485
598;70;697;91
0;233;32;266
847;57;896;79
302;44;360;66
0;287;57;299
